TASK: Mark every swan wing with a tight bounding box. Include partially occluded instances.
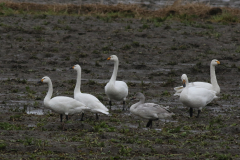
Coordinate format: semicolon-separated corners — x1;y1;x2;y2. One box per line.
174;82;213;96
75;93;109;114
180;87;217;108
49;96;89;114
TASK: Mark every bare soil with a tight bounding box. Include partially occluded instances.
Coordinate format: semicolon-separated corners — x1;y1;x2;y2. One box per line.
0;12;240;159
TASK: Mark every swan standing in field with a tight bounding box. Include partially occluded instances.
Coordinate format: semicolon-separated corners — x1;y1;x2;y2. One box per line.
39;76;90;124
71;64;109;121
105;55;128;110
174;59;220;96
130;92;175;128
179;74;218;118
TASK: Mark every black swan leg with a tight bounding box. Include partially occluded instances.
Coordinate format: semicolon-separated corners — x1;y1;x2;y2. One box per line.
122;101;125;111
60;114;63;122
66;115;69;121
196;110;201;118
190;108;193;117
109;100;112;110
80;112;84;121
96;113;99;120
146;120;152;128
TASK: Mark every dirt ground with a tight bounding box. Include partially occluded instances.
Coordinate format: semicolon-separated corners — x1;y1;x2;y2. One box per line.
0;12;240;159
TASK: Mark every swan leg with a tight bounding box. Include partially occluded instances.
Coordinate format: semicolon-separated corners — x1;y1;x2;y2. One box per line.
189;108;193;117
80;112;84;121
60;114;63;122
109;100;112;110
146;120;152;128
96;113;99;120
196;110;201;118
66;115;69;121
122;101;125;111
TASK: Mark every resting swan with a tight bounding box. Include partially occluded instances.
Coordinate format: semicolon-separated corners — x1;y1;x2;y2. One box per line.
179;74;218;118
71;64;109;120
174;59;220;96
105;55;128;110
39;76;89;122
130;92;174;128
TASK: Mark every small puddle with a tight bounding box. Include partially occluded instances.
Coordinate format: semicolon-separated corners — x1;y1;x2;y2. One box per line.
27;108;45;115
27;124;37;128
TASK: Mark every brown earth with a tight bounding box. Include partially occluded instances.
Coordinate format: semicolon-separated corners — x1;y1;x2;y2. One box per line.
0;10;240;159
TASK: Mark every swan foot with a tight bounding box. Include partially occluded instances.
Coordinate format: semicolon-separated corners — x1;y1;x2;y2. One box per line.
146;120;153;128
189;108;193;117
61;122;66;131
196;110;201;118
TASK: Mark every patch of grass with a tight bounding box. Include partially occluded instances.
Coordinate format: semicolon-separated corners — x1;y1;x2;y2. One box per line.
122;44;131;50
0;143;6;150
0;122;21;130
211;11;238;23
161;78;176;87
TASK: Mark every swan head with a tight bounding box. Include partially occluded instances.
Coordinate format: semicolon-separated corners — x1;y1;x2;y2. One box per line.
39;76;51;84
131;92;145;100
211;59;220;66
181;74;188;87
107;55;118;61
71;64;81;71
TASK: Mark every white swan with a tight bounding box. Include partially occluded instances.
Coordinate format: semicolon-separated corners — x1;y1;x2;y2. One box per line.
105;55;128;110
174;59;220;96
39;76;90;122
179;74;218;118
130;92;174;128
71;64;109;120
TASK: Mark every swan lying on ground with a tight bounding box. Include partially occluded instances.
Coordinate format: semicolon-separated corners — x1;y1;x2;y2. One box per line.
179;74;218;118
71;64;109;120
105;55;128;110
174;59;220;96
130;92;174;128
38;76;89;124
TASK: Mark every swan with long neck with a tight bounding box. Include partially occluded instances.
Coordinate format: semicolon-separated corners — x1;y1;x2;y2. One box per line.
179;74;218;118
71;64;109;120
39;76;89;122
174;59;220;96
130;92;174;128
105;55;128;110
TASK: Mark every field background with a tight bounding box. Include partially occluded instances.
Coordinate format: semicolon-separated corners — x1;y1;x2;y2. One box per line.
0;1;240;159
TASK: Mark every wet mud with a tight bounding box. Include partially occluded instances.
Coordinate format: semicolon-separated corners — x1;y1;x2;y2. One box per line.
0;13;240;159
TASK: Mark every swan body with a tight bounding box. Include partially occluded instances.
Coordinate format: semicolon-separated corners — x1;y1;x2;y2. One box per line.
179;74;218;117
39;76;89;122
105;55;128;110
130;92;174;128
174;59;220;96
72;64;109;120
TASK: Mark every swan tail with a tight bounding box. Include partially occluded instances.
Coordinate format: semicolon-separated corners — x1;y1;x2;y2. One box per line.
93;109;109;115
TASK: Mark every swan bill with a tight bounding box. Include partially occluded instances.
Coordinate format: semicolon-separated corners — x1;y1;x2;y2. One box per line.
182;79;186;87
217;61;220;64
107;57;111;60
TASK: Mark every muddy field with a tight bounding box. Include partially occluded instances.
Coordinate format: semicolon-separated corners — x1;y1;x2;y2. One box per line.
0;12;240;159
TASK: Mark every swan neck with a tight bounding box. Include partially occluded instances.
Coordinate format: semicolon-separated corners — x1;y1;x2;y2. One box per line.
75;68;81;95
210;65;218;86
139;97;145;104
45;80;53;102
110;60;119;83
